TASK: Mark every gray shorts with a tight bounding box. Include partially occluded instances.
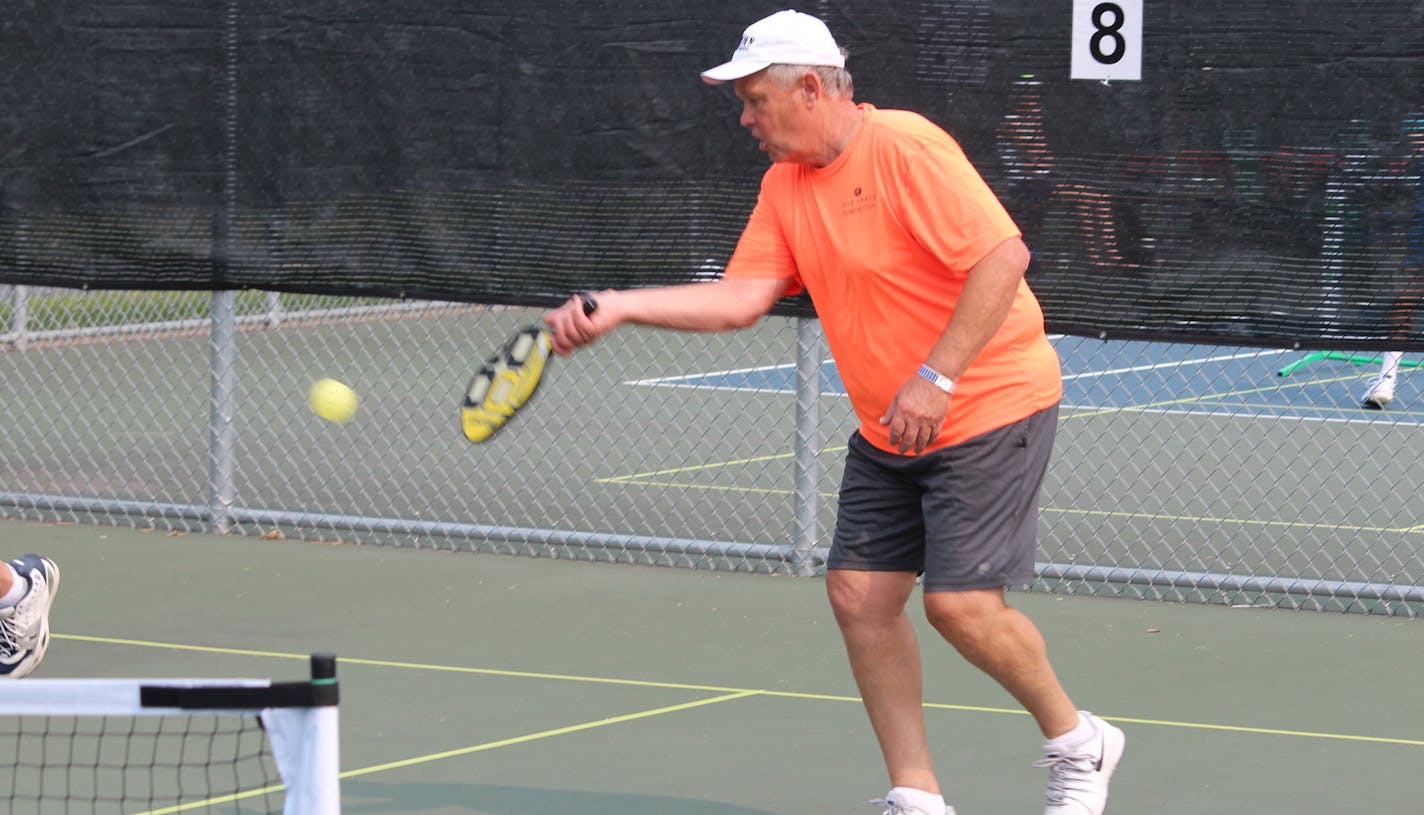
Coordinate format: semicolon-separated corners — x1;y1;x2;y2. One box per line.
826;404;1058;592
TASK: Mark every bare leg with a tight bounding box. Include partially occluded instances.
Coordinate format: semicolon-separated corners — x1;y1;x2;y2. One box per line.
826;568;940;793
923;587;1079;739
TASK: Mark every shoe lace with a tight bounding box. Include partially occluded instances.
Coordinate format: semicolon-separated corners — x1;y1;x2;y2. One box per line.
0;606;22;656
1034;751;1099;806
865;798;929;815
0;580;44;654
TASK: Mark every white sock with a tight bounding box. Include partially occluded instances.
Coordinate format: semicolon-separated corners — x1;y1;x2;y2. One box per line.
886;786;947;815
1381;351;1403;380
0;564;26;608
1044;711;1097;755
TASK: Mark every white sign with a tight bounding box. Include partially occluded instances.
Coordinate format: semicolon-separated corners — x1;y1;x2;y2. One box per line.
1071;0;1142;82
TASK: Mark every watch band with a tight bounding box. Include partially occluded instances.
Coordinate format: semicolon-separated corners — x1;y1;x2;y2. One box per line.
917;364;956;394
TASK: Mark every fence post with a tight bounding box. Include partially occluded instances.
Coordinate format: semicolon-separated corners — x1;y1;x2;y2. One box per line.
208;0;239;534
4;285;27;349
208;291;237;533
264;291;283;327
5;222;30;349
791;317;823;576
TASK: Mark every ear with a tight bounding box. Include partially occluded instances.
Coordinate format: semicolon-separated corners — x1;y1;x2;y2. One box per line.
799;71;823;107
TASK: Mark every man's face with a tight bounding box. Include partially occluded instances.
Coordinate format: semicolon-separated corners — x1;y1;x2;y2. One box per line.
733;70;811;163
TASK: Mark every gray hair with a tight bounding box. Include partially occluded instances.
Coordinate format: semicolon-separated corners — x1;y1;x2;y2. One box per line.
766;59;854;99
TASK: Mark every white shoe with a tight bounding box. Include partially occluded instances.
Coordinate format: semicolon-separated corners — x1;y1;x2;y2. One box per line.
1361;375;1396;409
867;787;955;815
0;555;61;679
1036;712;1125;815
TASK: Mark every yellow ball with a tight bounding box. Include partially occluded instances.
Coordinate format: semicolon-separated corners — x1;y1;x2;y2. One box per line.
308;378;358;423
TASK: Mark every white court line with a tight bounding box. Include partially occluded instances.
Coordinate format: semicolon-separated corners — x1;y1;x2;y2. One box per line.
627;345;1291;389
1058;346;1290;381
623;350;1420;427
623;382;804;395
624;360;832;388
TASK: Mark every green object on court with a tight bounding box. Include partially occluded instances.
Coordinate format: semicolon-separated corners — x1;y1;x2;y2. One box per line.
1275;351;1423;378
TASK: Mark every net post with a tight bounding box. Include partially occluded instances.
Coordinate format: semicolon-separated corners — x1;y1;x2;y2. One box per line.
309;655;336;681
310;653;337;684
265;654;342;815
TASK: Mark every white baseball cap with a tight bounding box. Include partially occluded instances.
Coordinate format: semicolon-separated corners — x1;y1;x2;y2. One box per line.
701;9;844;85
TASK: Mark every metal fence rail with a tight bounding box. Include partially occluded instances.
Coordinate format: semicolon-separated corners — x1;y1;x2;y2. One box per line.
2;288;1420;616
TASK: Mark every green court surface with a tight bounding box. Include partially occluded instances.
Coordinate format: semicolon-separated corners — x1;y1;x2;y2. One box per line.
6;518;1421;813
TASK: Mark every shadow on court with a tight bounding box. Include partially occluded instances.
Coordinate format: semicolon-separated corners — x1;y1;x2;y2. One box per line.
7;518;1422;814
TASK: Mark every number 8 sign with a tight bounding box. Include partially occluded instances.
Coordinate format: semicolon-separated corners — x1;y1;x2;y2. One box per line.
1071;0;1142;82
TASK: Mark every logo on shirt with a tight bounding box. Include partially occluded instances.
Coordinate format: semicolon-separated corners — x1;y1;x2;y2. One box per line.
841;185;878;216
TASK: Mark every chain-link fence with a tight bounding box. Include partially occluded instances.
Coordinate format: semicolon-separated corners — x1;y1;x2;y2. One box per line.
2;286;1421;616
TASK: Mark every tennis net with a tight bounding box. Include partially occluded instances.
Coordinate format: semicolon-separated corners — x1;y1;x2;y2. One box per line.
0;653;340;815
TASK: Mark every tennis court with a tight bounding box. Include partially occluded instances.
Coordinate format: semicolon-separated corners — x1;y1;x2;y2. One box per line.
8;309;1421;579
4;1;1421;810
7;515;1421;814
628;335;1424;421
603;330;1424;607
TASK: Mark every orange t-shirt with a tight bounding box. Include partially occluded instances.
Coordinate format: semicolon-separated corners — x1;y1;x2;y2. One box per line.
724;104;1062;453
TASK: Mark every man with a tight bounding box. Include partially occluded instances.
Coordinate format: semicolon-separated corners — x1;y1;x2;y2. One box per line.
545;10;1124;815
0;554;60;678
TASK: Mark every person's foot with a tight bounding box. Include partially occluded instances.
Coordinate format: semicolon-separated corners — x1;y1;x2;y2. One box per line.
1361;374;1396;409
1037;712;1125;815
0;555;61;678
868;786;954;815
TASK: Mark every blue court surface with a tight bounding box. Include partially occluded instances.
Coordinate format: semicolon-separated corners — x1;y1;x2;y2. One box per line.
625;335;1422;423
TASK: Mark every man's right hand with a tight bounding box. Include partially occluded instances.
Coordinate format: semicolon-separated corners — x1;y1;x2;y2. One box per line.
544;290;608;356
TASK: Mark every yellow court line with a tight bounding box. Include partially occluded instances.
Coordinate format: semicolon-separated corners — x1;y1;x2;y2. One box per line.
1102;715;1424;747
1040;506;1424;535
57;634;749;694
340;690;761;779
57;634;310;662
595;481;1424;537
53;634;1424;748
915;704;1424;747
589;393;1423;534
1059;372;1368;420
124;687;761;813
597;371;1396;485
130;785;285;815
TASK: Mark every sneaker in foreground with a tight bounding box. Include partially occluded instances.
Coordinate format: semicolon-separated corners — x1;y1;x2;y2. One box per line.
0;555;61;678
1361;375;1396;409
1036;712;1125;815
867;787;955;815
